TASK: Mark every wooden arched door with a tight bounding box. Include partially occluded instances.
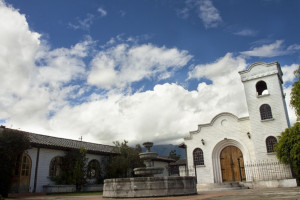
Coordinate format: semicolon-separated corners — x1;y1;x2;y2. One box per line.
12;153;32;193
220;146;245;182
19;153;32;192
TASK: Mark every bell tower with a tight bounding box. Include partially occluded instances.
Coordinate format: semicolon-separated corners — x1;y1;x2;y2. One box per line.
239;62;290;160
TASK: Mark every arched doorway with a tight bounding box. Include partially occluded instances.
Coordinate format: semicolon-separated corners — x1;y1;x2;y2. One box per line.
220;146;245;182
11;153;32;193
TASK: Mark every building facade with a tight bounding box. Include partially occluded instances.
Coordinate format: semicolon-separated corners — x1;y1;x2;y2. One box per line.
0;126;116;193
183;62;296;187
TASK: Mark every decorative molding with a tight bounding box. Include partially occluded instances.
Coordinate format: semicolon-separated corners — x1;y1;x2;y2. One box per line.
184;112;250;140
239;61;283;83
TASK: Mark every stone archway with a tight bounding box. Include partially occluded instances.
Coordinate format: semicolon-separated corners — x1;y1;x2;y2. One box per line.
212;139;250;183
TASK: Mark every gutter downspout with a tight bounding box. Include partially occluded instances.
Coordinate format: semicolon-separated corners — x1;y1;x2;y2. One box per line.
33;147;40;193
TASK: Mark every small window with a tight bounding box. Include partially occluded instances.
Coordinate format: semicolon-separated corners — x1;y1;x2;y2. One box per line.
260;104;273;120
21;154;31;176
193;148;204;166
256;81;268;96
87;160;101;179
49;156;63;177
266;136;277;153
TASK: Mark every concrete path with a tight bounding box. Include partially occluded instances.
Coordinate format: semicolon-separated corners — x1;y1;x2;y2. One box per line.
10;187;300;200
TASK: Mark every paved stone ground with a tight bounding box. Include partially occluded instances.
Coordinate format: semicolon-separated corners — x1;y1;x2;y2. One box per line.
9;187;300;200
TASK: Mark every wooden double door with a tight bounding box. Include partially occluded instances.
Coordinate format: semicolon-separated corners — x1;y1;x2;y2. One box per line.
220;146;245;182
11;153;32;193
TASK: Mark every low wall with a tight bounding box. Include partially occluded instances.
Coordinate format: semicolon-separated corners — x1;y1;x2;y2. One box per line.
103;176;197;198
43;185;76;194
82;184;103;192
243;179;297;189
43;184;103;194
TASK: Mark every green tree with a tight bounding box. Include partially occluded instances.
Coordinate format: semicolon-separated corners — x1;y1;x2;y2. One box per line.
104;140;144;178
290;65;300;119
276;122;300;185
51;147;88;191
0;129;31;198
168;149;181;161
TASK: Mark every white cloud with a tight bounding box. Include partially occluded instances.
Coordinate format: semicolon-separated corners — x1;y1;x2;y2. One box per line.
49;53;251;145
196;0;222;28
287;44;300;51
178;0;222;29
281;64;298;124
240;40;286;57
98;7;107;17
88;43;192;90
0;1;297;146
188;53;248;116
0;1;92;137
0;0;40;117
282;64;298;84
234;29;257;37
69;14;95;30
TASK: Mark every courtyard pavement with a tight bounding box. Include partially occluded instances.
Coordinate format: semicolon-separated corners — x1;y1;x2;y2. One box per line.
9;187;300;200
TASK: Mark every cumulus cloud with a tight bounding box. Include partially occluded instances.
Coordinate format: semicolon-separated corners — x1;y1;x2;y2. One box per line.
88;43;192;90
281;64;298;124
0;1;297;146
188;53;248;116
282;64;298;84
0;0;40;117
50;53;251;145
0;1;92;137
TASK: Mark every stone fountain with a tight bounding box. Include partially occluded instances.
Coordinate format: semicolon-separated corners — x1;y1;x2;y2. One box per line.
133;142;164;176
103;142;197;198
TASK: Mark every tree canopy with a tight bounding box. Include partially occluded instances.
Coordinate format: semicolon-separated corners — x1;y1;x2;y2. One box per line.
290;65;300;119
0;129;31;197
104;140;144;178
168;149;181;161
50;147;88;191
276;122;300;184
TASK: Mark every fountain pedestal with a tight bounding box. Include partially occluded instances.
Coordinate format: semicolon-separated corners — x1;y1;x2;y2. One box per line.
103;142;197;198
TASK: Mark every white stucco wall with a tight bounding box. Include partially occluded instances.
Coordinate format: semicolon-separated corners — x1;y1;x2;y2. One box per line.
152;160;169;177
27;147;107;193
185;113;253;184
184;62;291;185
179;166;186;176
241;62;290;161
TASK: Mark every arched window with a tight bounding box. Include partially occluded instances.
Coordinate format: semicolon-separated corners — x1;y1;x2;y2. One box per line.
49;156;63;177
193;148;204;166
256;81;268;96
266;136;277;153
260;104;273;120
87;159;101;179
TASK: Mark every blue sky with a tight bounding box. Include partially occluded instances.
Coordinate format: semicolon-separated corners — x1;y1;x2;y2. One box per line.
0;0;299;145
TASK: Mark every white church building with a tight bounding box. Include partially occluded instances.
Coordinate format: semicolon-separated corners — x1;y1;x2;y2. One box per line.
183;62;297;189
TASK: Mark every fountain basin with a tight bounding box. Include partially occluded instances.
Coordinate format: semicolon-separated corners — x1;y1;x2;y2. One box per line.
139;152;158;160
134;167;164;176
103;176;197;198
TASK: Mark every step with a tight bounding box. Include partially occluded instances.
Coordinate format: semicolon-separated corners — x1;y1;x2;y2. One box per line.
197;182;249;191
